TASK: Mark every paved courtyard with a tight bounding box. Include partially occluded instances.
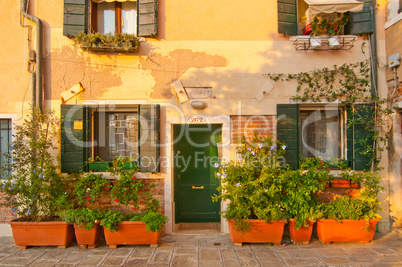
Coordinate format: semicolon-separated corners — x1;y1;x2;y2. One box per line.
0;230;400;266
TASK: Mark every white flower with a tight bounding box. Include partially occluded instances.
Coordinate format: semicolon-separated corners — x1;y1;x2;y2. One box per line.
216;173;221;177
258;143;263;149
86;188;90;192
265;190;268;192
214;163;220;168
251;151;255;155
236;183;241;187
282;145;287;150
248;148;252;151
270;145;275;151
222;173;228;178
261;138;265;141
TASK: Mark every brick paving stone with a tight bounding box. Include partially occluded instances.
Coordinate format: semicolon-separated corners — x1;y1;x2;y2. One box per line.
275;250;290;258
14;250;46;258
130;246;155;258
174;242;198;248
284;258;323;266
0;246;19;255
88;249;111;256
199;260;223;267
148;264;169;267
321;256;351;264
53;264;76;267
234;248;254;259
151;251;172;263
252;250;281;262
101;256;126;266
29;261;60;267
288;249;320;258
40;250;72;260
317;247;349;256
259;262;286;267
207;240;228;249
123;258;149;266
110;247;133;256
174;248;196;254
373;247;399;255
58;252;87;263
346;247;378;255
376;254;402;262
171;255;197;267
79;256;105;266
221;249;237;260
200;249;220;261
239;259;259;266
156;243;174;252
199;241;207;248
223;260;241;267
0;256;36;266
349;255;377;262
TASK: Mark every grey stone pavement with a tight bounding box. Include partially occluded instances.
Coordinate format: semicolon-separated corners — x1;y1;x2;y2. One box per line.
0;230;401;267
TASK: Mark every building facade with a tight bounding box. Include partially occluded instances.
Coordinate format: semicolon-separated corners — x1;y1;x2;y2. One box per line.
0;0;396;235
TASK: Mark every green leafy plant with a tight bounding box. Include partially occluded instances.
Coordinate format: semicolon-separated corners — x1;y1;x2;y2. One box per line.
309;15;349;36
73;172;109;206
73;32;140;51
212;133;287;233
0;106;73;221
62;208;102;230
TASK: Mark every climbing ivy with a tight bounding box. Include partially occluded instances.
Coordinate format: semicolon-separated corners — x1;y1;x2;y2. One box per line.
264;59;392;172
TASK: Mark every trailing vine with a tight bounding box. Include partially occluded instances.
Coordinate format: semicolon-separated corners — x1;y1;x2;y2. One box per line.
264;59;392;172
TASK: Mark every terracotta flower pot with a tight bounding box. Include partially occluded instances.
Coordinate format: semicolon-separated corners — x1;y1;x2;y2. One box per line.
317;218;380;244
74;222;101;248
8;221;74;249
288;218;314;244
103;221;160;248
228;219;285;246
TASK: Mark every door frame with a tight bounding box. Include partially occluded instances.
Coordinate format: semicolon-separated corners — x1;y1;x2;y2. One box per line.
165;115;231;234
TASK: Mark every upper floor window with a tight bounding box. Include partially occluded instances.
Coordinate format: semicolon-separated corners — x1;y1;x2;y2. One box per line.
277;0;373;36
63;0;158;37
91;1;137;34
0;119;11;178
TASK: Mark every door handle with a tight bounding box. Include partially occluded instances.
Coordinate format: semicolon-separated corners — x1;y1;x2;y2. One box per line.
192;186;204;190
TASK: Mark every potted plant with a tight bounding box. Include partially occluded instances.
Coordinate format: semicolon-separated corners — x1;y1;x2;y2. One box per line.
317;171;383;244
87;156;111;172
212;132;287;246
100;156;168;248
62;172;109;248
0;107;74;249
73;32;140;53
283;158;332;244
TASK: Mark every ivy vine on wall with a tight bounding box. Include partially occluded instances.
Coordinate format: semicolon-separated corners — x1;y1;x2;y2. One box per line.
264;59;392;172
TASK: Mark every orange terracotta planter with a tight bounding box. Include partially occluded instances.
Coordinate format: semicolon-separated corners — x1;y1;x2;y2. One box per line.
317;218;380;244
103;221;160;248
228;219;285;246
74;223;101;248
8;221;74;249
288;219;314;244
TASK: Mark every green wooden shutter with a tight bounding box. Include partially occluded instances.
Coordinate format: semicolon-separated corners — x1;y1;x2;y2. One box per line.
277;104;300;169
137;0;158;37
63;0;88;36
349;0;374;35
61;105;90;173
278;0;298;35
347;105;373;171
138;104;160;172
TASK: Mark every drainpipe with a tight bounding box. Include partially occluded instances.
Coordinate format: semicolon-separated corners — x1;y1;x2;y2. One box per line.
370;1;378;99
21;0;43;112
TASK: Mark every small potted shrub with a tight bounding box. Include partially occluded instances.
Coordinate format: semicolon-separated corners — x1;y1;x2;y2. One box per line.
212;132;287;246
87;156;111;172
317;171;382;244
283;158;332;244
0;107;74;249
100;157;168;248
62;172;109;248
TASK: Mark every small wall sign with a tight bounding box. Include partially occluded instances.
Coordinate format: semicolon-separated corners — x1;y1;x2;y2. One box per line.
188;116;207;123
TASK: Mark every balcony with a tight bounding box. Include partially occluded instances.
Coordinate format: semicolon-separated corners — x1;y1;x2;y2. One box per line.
290;35;358;51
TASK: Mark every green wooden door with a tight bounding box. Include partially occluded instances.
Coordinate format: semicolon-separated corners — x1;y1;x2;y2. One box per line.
173;124;221;223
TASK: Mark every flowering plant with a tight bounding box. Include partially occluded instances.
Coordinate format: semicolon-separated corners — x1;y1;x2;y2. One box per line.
212;132;288;232
0;107;73;221
305;15;349;36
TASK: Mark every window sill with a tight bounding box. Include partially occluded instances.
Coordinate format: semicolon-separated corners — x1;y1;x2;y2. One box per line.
80;44;140;53
289;35;357;51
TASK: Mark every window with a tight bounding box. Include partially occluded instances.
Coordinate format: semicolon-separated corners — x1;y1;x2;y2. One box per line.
60;104;160;173
300;107;344;160
277;104;370;170
277;0;374;36
0;119;11;178
91;1;137;34
63;0;158;37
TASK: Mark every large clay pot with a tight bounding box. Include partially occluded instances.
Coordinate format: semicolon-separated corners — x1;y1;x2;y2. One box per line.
8;221;74;249
103;221;160;248
74;222;101;248
288;218;314;244
228;219;285;246
317;218;380;244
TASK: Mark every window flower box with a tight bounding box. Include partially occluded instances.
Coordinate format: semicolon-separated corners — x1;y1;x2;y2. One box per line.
74;33;140;53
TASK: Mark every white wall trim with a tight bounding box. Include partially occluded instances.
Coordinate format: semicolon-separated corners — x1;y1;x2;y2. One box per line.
385;13;402;29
